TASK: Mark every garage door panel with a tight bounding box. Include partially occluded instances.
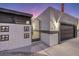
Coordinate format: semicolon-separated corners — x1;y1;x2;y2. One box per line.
61;30;73;34
61;26;73;30
61;28;73;30
61;34;73;38
61;34;74;41
60;23;75;41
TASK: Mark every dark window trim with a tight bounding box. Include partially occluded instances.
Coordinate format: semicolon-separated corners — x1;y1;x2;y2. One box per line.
24;26;29;32
0;34;9;41
0;26;9;32
24;33;29;39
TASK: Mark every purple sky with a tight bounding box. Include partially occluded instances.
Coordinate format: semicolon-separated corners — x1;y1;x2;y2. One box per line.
0;3;78;19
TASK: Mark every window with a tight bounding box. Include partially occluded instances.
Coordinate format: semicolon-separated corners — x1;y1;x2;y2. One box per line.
24;26;29;31
24;33;29;39
0;26;9;32
0;35;9;41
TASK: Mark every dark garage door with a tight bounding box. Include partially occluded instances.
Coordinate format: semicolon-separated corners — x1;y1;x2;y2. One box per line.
60;23;76;41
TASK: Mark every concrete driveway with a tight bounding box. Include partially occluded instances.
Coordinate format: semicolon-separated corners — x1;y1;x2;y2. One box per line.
0;37;79;56
35;37;79;56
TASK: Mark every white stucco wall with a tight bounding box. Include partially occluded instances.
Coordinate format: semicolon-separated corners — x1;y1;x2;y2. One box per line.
0;23;31;51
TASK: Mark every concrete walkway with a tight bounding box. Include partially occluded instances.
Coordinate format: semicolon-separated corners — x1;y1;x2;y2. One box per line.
0;37;79;56
0;41;49;56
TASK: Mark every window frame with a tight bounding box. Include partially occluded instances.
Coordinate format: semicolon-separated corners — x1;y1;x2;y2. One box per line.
0;26;9;32
24;33;29;39
24;26;29;32
0;34;9;41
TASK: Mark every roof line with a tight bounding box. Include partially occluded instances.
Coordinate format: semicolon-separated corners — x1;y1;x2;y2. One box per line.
0;8;33;17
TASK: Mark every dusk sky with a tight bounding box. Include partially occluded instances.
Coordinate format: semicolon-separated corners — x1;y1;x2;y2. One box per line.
0;3;78;19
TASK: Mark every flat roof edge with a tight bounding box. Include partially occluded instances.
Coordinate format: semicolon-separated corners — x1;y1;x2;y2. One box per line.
0;8;33;17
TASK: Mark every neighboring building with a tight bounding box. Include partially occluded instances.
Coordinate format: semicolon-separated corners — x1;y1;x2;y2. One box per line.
0;8;32;51
34;7;78;46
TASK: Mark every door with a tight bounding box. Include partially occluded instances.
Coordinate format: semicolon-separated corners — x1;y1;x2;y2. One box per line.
60;23;75;41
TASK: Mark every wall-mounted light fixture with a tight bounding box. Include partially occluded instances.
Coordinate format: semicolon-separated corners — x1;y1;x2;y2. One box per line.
26;21;30;25
54;22;60;31
51;12;62;31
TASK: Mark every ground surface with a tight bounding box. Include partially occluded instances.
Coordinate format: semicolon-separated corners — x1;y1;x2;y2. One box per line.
0;37;79;56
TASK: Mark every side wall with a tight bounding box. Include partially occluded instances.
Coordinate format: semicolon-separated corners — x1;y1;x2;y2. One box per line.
0;23;31;51
37;8;50;46
49;8;59;46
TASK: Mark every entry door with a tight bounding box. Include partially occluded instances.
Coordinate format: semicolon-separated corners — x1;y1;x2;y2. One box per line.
60;23;75;41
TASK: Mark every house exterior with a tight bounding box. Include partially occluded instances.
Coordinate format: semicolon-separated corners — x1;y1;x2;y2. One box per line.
0;8;32;51
34;7;78;46
0;7;78;51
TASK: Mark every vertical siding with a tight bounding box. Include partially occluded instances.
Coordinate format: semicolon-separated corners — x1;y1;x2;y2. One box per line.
0;12;31;24
0;13;14;23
